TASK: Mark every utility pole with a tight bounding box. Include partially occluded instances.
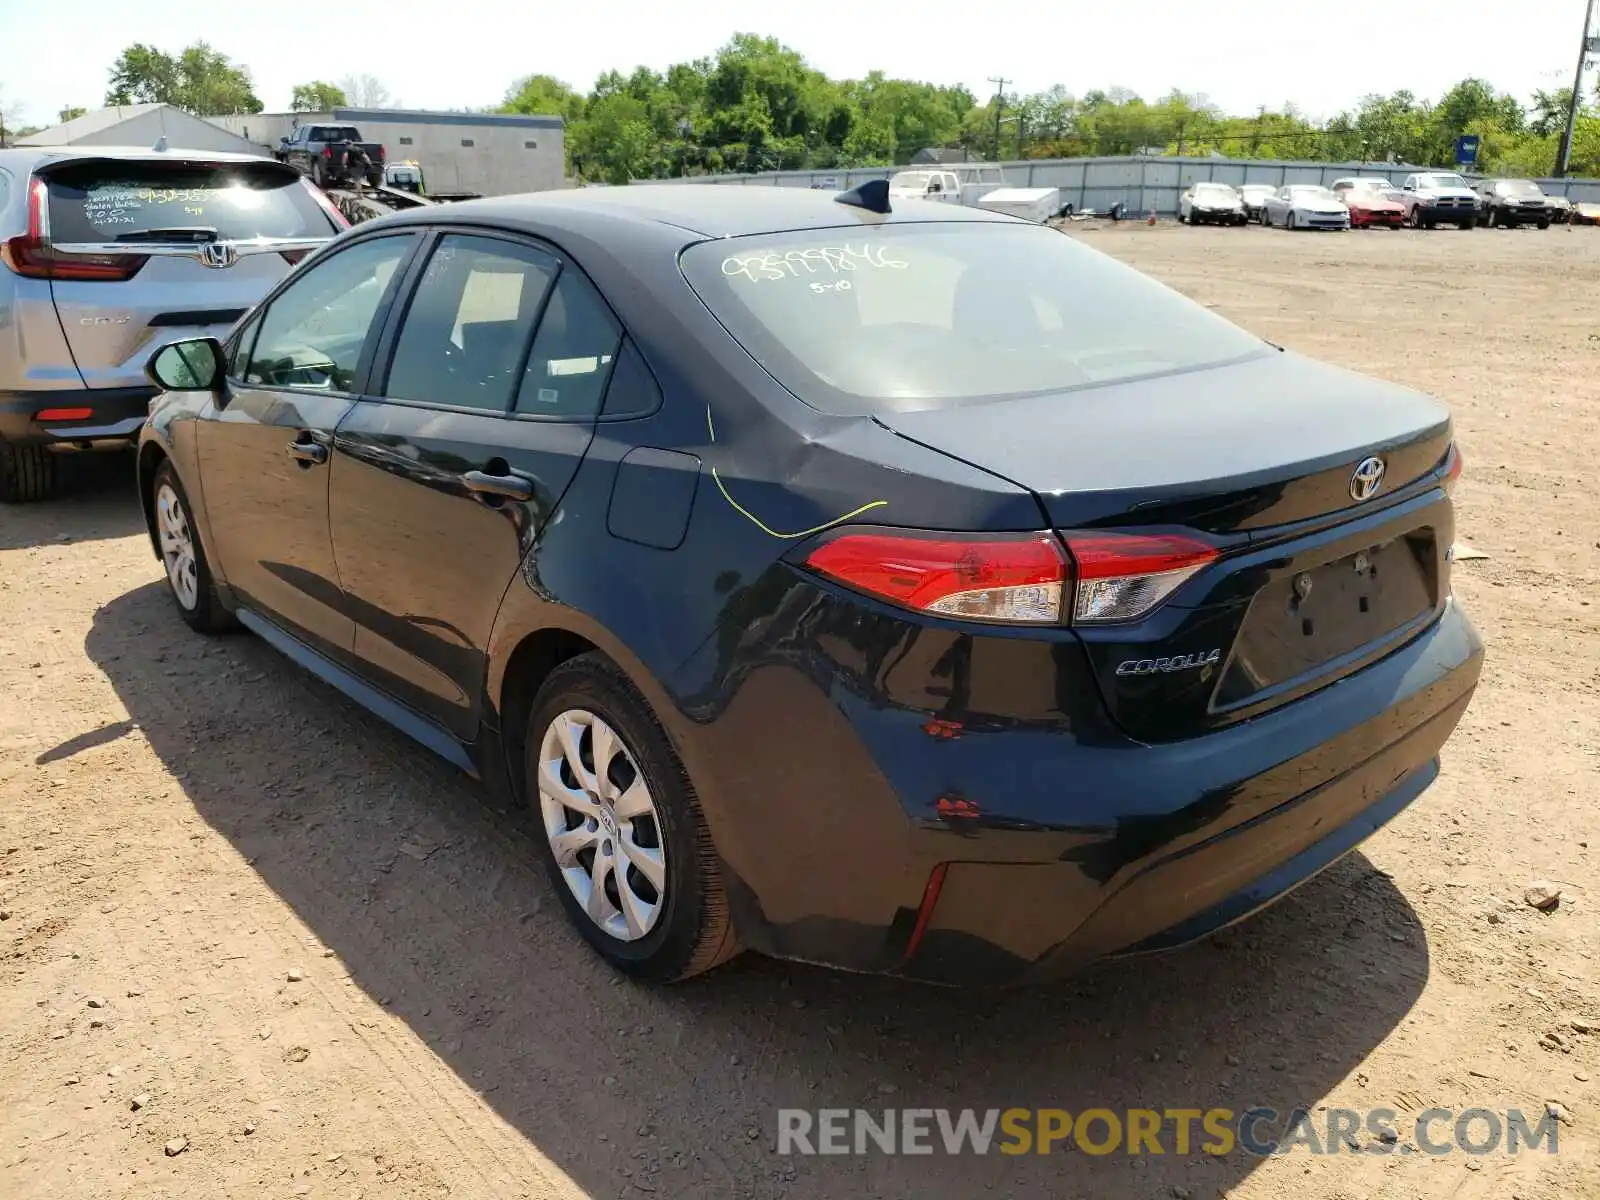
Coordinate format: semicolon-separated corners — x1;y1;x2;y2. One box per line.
1556;0;1598;175
988;76;1010;162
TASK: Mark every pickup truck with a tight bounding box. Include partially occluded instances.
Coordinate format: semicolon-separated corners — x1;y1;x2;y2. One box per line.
277;124;386;190
1398;171;1479;230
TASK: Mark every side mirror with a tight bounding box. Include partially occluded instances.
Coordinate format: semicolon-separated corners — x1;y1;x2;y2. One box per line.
147;338;224;393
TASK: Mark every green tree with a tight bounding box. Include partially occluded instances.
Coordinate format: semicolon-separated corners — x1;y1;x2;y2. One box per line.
106;41;261;114
290;81;346;112
502;74;585;122
58;105;88;123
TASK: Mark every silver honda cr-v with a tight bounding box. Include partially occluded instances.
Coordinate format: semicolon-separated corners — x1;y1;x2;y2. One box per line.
0;144;344;501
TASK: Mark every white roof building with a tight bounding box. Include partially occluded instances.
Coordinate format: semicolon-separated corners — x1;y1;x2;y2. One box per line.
17;104;262;155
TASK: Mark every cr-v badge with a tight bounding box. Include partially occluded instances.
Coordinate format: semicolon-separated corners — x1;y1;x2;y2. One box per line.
1115;648;1223;677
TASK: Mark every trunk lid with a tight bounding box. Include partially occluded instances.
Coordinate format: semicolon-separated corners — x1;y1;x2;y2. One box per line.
37;156;337;389
880;352;1456;741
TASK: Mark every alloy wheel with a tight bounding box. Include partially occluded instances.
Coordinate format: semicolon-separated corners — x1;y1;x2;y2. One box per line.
537;708;667;942
156;482;199;611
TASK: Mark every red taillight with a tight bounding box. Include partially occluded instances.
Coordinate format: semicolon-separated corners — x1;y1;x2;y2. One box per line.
1442;444;1463;496
323;145;334;158
1;177;145;282
805;530;1067;624
36;407;94;422
1062;531;1218;624
302;179;349;230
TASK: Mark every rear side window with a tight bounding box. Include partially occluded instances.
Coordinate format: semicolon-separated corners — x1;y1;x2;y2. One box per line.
45;161;336;243
681;223;1268;416
514;268;622;419
384;234;558;412
0;169;11;212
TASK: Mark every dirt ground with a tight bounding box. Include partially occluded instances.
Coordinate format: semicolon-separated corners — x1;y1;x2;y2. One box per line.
2;223;1597;1200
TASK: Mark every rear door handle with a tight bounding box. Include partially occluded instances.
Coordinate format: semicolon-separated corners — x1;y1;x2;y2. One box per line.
287;440;327;465
463;469;534;502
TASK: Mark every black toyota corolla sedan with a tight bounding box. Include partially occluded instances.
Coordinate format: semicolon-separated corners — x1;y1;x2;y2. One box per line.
135;183;1482;986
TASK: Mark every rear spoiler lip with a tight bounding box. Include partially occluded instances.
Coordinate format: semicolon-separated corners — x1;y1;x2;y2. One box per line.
31;154;301;183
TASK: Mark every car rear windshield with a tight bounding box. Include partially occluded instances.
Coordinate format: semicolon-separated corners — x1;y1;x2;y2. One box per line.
681;222;1268;416
315;127;363;142
45;160;335;244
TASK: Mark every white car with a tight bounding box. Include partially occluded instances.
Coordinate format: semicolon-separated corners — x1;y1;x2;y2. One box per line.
1178;182;1248;226
1262;184;1351;231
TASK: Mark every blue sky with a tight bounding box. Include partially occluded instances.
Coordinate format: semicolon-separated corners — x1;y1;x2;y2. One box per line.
0;0;1589;128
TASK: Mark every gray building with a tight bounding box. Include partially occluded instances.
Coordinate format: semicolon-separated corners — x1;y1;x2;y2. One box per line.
16;104;261;154
208;107;565;197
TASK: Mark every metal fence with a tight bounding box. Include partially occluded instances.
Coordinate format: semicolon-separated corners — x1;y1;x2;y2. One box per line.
639;154;1600;215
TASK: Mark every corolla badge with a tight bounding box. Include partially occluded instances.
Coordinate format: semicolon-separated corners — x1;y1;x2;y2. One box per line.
1115;648;1222;677
1349;456;1387;501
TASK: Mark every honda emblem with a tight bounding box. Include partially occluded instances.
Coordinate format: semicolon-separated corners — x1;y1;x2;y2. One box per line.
199;243;238;269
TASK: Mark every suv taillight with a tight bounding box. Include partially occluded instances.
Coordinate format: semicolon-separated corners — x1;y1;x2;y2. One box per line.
302;179;349;230
801;528;1218;626
0;178;147;282
1442;443;1463;497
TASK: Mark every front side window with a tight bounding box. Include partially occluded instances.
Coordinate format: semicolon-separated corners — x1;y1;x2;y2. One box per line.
384;234;558;411
682;222;1268;416
244;235;413;390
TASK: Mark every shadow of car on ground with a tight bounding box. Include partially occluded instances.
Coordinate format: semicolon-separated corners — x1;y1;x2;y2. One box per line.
80;579;1432;1199
1;453;146;551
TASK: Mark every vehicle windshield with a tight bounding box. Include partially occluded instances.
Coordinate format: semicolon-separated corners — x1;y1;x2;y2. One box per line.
889;172;932;190
1195;184;1238;199
1498;179;1542;196
1242;185;1274;195
1290;186;1338;203
1419;173;1468;189
45;161;335;243
681;222;1269;416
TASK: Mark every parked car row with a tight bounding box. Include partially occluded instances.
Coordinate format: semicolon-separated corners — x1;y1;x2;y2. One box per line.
1180;173;1587;232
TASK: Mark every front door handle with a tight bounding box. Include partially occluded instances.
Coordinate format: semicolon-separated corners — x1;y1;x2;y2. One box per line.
463;469;534;502
287;440;327;465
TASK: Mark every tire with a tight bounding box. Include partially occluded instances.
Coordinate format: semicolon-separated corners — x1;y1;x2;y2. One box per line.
151;461;235;633
1407;208;1422;229
526;653;739;983
311;159;324;188
0;440;56;503
1538;218;1551;230
1286;211;1297;230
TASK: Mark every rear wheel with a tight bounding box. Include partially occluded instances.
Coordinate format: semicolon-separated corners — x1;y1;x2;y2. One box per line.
526;653;739;982
152;462;235;633
0;441;56;503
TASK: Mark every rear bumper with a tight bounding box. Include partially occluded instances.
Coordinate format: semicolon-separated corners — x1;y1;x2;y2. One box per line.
0;387;153;449
672;582;1481;985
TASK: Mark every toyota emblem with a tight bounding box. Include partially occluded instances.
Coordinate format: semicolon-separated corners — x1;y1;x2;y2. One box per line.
1349;456;1386;502
199;243;238;269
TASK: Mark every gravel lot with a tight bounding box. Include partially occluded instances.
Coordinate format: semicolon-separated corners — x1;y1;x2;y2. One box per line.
2;222;1596;1200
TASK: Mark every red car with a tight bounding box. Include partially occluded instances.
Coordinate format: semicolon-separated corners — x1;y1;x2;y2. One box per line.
1333;178;1407;228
